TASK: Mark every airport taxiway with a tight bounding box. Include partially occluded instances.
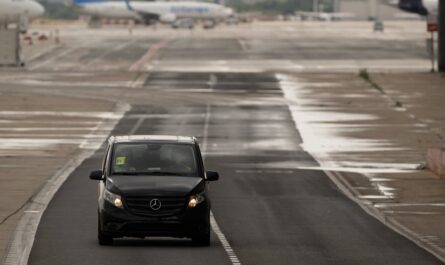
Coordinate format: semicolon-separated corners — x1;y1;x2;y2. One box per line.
0;20;444;265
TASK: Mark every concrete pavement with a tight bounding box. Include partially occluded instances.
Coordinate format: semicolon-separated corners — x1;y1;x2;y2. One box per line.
0;90;123;262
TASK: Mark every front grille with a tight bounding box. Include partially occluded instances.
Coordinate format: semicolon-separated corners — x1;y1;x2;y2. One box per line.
124;196;188;217
121;223;184;235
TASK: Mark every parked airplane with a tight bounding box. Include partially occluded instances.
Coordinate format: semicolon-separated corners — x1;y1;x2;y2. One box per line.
398;0;437;15
0;0;45;31
295;11;355;21
72;0;233;25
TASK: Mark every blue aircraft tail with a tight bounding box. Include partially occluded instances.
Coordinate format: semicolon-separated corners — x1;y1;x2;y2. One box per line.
124;0;133;11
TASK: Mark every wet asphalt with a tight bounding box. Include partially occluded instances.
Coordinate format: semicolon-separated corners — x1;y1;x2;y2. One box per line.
28;72;442;265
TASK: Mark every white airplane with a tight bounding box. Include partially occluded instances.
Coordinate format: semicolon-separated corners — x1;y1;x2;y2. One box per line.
295;11;355;21
0;0;45;30
398;0;437;15
72;0;233;24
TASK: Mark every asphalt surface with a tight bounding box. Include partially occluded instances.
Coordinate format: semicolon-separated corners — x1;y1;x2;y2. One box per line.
24;22;430;72
161;37;428;60
28;71;442;264
0;21;435;264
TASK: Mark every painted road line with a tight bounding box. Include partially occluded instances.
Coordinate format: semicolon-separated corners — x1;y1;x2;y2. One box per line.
86;40;135;66
0;111;124;119
128;117;145;135
238;39;247;51
28;47;78;71
201;104;242;265
210;213;241;265
2;102;130;265
129;38;172;72
126;73;149;88
27;44;59;63
201;105;211;154
28;38;104;71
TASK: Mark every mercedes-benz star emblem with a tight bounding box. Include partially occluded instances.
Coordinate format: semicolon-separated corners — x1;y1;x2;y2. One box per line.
149;198;162;211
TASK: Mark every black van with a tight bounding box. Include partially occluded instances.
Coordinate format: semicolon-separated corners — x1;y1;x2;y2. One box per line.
89;135;219;246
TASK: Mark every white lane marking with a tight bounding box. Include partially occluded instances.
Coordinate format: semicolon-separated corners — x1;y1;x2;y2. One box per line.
0;111;122;119
27;44;58;62
28;38;105;71
201;104;211;153
2;103;130;265
129;38;171;71
127;73;149;88
0;79;130;88
86;40;135;66
207;74;218;87
0;138;88;149
28;47;77;70
0;120;102;125
376;203;445;208
201;104;242;265
0;127;113;131
238;39;247;51
210;213;241;265
128;117;145;135
0;134;109;138
126;113;206;119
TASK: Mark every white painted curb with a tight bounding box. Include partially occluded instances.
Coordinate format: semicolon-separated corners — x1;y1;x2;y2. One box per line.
325;170;445;264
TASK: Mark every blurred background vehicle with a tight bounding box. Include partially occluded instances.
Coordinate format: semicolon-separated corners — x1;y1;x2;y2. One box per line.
172;18;194;29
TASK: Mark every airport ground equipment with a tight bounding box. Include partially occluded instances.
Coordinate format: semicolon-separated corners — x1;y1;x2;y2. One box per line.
0;27;21;67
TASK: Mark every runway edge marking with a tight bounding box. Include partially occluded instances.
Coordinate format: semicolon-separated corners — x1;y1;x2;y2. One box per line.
202;104;242;265
2;102;130;265
276;73;445;264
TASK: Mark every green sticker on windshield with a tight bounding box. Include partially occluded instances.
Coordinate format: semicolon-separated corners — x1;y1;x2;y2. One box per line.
116;156;126;165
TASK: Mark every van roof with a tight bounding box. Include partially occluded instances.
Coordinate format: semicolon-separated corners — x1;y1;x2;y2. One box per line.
109;135;197;144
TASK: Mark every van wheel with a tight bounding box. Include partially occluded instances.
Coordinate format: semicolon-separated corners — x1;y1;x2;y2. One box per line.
98;217;113;246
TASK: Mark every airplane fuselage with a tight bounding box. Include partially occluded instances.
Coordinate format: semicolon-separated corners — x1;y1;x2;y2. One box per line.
398;0;437;16
423;0;437;15
77;1;231;21
0;0;45;25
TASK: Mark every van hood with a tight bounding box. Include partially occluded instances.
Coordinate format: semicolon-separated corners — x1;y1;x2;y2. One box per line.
107;175;204;197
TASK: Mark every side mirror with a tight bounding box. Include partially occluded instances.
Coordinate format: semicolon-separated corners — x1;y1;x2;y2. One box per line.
206;171;219;181
89;170;104;181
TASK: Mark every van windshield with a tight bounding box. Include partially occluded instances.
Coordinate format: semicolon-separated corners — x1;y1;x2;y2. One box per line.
111;142;199;176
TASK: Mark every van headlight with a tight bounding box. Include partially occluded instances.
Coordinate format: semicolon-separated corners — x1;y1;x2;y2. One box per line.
104;189;123;209
188;192;205;208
